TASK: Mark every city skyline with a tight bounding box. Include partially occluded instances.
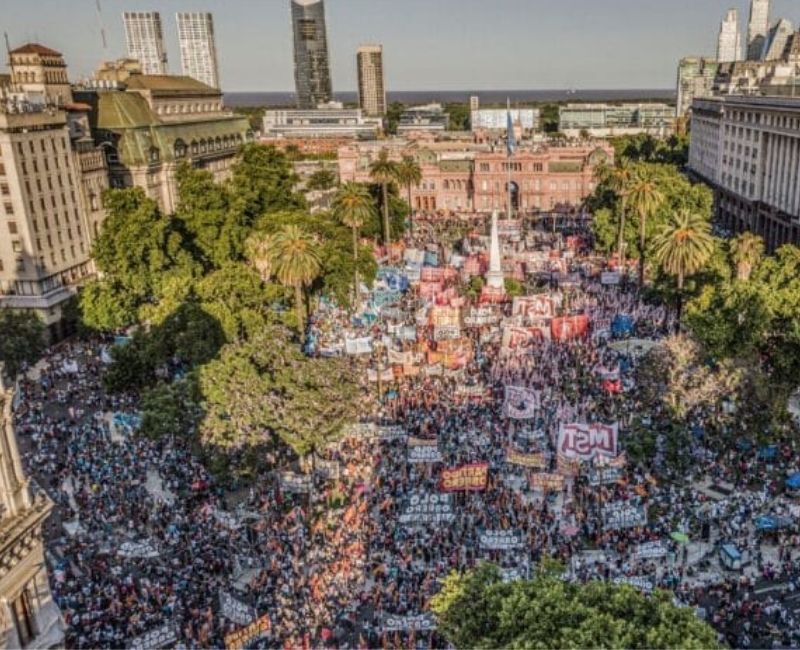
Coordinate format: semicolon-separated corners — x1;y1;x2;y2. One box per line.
3;0;800;91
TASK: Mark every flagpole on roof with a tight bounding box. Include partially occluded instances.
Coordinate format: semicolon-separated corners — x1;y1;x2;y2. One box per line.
506;96;513;220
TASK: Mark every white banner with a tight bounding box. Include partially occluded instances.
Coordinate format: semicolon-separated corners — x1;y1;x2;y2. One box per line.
279;472;312;493
634;541;668;560
479;530;525;550
604;502;647;530
612;575;654;592
512;295;553;320
383;613;436;632
219;591;255;626
377;424;407;441
367;368;395;382
557;423;618;460
504;386;540;419
388;349;414;365
399;493;454;524
117;541;159;558
601;271;621;285
408;446;444;464
344;337;373;355
128;623;178;650
433;325;461;341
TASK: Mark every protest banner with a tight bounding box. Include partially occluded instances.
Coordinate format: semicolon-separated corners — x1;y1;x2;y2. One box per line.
506;449;547;469
219;590;255;626
430;306;460;327
601;271;621;285
117;541;159;559
612;575;654;592
387;349;413;365
399;493;455;524
408;445;444;464
512;295;553;320
502;326;547;351
550;314;590;341
279;472;312;494
382;613;436;632
557;422;618;461
440;462;489;492
404;248;424;265
604;502;647;530
408;436;437;447
463;307;499;327
433;325;461;341
530;473;565;492
420;267;445;282
367;368;395;383
343;422;378;438
129;623;178;650
634;541;668;560
344;337;372;355
504;386;540;419
376;425;407;441
593;317;611;340
595;451;627;469
587;466;623;486
556;454;582;477
224;614;271;650
479;530;525;550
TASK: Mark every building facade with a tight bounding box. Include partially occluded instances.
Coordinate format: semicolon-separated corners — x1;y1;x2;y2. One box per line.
558;103;676;137
717;9;742;63
762;18;794;61
471;109;539;132
76;74;251;215
291;0;332;109
676;57;719;117
262;102;381;139
397;104;449;134
338;140;613;214
176;12;221;89
689;96;800;251
0;46;104;336
0;384;63;649
747;0;771;60
123;12;168;75
356;45;386;117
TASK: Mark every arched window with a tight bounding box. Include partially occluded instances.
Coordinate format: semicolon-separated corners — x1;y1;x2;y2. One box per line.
149;147;160;163
443;180;449;190
199;139;207;154
214;137;222;150
174;139;187;158
191;140;198;155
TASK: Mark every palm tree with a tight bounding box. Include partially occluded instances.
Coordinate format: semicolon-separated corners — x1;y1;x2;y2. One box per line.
730;232;764;282
332;182;375;298
244;231;274;281
651;209;715;332
609;161;633;273
369;148;398;247
626;167;665;286
269;224;322;332
394;155;422;232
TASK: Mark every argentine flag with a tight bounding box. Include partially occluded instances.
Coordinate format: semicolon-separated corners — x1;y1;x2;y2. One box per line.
506;104;516;156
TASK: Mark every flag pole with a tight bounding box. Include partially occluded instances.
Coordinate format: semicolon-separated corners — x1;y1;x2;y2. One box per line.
507;97;513;220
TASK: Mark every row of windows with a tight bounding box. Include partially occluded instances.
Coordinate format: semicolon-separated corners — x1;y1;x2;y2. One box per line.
155;101;222;116
478;162;544;173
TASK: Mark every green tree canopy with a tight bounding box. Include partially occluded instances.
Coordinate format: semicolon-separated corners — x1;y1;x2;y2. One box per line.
0;310;45;380
431;563;720;650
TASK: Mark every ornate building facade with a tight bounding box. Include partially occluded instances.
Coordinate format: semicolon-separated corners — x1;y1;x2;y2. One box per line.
338;140;613;214
0;382;63;648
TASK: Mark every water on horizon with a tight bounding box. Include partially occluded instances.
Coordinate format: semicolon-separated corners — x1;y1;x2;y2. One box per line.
224;88;676;108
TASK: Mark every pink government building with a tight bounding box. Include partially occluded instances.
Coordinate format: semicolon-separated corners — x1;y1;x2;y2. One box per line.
337;136;614;214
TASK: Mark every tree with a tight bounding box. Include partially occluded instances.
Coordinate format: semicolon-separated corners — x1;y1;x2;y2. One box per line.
444;102;470;130
729;232;764;282
384;101;405;135
306;168;337;192
79;280;139;331
229;143;305;225
267;225;322;332
651;209;714;331
0;310;45;379
394;155;422;226
431;563;720;650
626;166;665;286
369;149;398;246
140;378;201;440
174;162;245;269
608;161;633;269
197;327;362;457
332;182;376;298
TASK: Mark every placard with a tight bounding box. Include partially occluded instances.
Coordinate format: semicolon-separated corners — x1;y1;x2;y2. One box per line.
440;462;489;492
408;446;444;464
219;591;255;626
506;449;547;469
512;295;553;320
279;472;312;494
129;623;178;650
504;386;540;419
399;493;455;524
117;541;159;559
612;576;654;592
557;423;618;461
530;473;565;492
479;530;525;550
382;613;436;632
344;337;373;355
224;614;271;650
601;271;621;285
604;502;647;530
634;541;668;560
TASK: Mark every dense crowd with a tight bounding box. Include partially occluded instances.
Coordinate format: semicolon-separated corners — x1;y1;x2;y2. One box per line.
13;218;800;649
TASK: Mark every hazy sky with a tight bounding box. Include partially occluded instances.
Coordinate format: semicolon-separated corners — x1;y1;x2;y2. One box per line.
3;0;799;91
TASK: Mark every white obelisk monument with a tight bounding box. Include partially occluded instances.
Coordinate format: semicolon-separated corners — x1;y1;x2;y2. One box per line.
486;209;505;290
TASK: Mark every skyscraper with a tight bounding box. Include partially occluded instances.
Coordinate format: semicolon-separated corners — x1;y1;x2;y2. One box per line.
717;9;742;63
176;12;220;88
123;11;168;75
291;0;332;109
357;44;386;116
747;0;771;60
762;18;794;61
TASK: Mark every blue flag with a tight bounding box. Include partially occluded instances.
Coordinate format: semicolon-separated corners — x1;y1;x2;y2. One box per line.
506;108;516;156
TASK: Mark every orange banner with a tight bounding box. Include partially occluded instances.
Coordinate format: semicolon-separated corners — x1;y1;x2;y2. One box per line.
225;614;271;650
530;473;565;492
440;462;488;492
506;449;547;469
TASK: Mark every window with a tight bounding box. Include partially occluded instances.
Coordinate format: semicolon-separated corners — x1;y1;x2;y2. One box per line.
4;203;12;215
0;183;8;196
8;221;17;234
11;240;22;253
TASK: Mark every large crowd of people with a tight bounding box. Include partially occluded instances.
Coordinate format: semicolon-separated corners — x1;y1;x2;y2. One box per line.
13;216;800;649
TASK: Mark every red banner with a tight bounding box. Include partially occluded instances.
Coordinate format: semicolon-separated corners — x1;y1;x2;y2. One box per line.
550;314;589;341
440;462;488;492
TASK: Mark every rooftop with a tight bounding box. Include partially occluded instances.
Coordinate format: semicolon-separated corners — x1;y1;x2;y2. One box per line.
124;75;219;95
9;43;62;57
